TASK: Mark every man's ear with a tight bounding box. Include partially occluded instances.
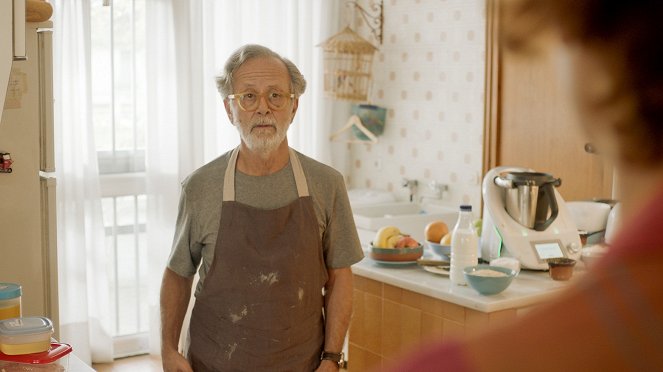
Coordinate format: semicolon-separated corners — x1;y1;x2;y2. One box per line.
289;98;299;124
224;99;235;124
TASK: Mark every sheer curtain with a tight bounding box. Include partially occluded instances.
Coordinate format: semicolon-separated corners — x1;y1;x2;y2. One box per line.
52;0;114;365
144;0;345;354
52;0;346;361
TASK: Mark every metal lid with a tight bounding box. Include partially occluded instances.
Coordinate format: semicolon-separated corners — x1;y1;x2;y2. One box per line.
0;317;53;336
0;283;21;300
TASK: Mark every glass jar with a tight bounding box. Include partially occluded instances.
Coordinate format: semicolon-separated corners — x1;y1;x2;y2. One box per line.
0;283;21;321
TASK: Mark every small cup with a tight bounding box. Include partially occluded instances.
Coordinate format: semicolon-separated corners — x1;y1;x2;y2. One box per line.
546;258;576;281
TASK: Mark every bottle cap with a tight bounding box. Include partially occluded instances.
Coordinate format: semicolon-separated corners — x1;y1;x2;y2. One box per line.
460;205;472;212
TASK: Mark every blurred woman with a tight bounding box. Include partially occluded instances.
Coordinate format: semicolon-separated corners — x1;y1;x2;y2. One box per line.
384;1;663;370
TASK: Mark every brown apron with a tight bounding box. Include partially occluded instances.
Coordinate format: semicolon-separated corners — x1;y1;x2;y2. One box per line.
188;147;328;372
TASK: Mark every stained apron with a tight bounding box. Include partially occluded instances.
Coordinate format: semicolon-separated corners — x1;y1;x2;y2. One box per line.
188;147;328;371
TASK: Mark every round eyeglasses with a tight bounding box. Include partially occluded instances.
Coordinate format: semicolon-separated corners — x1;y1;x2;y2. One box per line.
227;91;295;112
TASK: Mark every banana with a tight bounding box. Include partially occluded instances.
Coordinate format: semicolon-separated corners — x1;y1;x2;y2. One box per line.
386;234;404;248
374;226;401;248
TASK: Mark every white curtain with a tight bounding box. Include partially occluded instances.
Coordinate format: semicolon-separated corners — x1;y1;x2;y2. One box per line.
144;0;345;354
52;0;114;365
185;0;343;164
52;0;345;362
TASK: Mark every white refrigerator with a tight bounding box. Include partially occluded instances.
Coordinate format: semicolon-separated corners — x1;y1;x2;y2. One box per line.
0;19;59;335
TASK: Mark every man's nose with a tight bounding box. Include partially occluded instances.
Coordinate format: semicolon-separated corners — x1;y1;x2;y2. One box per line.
255;94;271;114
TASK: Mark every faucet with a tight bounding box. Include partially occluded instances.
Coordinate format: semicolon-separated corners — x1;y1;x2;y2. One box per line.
401;178;418;202
419;180;449;203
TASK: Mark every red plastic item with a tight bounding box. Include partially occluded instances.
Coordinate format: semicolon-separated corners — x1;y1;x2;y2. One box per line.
0;342;72;364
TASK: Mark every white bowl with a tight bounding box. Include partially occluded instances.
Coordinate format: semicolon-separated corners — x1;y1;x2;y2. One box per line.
566;201;611;233
425;240;450;258
489;257;521;275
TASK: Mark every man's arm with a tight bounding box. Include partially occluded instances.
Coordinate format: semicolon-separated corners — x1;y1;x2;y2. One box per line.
318;267;354;371
160;268;194;372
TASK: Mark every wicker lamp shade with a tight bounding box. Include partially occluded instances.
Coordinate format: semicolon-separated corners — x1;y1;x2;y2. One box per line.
319;27;378;102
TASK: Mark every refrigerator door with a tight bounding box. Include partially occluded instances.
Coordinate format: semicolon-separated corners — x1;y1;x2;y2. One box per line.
40;176;59;338
0;22;58;333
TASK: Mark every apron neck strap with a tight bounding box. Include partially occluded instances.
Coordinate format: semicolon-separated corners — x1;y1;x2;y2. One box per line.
223;147;309;202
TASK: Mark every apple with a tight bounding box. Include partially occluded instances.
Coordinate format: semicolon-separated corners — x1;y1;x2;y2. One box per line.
395;235;419;248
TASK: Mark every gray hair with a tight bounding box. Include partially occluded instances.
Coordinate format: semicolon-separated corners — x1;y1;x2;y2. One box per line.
216;44;307;98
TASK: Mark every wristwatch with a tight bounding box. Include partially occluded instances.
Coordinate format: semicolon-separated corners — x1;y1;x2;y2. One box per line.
320;351;344;368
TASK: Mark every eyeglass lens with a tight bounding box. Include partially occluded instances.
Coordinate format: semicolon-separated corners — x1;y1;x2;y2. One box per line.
238;92;290;111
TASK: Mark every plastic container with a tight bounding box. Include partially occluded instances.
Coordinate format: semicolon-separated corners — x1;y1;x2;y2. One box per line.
0;283;22;321
0;342;72;371
0;317;54;355
449;205;478;286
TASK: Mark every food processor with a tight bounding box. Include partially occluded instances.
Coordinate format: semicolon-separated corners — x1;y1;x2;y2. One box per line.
481;166;581;270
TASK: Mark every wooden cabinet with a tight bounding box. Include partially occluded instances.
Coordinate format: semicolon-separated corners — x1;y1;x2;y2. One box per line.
483;0;613;201
348;275;519;371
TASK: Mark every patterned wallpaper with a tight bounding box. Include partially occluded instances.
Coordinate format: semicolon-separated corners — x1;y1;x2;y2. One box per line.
339;0;486;211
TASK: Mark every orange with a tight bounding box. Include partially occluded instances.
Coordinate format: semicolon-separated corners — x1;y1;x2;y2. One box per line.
425;221;449;243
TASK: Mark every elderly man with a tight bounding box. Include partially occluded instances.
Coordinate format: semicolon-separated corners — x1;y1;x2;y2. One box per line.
160;44;364;372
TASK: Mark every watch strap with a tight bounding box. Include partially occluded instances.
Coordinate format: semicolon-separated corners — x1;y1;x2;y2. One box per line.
320;351;344;366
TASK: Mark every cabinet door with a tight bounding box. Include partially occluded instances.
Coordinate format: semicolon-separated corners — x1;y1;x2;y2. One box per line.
483;0;613;201
499;51;613;201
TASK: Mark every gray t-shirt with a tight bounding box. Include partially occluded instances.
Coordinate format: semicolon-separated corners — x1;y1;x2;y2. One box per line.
167;149;364;295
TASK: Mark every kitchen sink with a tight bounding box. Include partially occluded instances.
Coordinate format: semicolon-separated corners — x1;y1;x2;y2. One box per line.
352;202;458;245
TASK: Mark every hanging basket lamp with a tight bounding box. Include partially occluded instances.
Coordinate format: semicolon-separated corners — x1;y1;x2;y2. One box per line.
318;27;378;102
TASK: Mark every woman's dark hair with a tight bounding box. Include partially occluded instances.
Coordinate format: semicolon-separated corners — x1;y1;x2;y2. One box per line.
503;0;663;165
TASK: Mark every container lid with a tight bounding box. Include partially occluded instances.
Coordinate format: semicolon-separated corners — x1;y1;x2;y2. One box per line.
0;317;53;336
0;283;21;300
0;342;72;364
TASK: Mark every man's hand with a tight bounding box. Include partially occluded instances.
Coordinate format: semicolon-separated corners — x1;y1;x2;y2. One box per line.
317;267;353;372
162;349;193;372
315;359;340;372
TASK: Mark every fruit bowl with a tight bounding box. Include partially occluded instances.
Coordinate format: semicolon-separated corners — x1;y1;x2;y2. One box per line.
425;240;451;258
463;265;517;295
369;244;424;262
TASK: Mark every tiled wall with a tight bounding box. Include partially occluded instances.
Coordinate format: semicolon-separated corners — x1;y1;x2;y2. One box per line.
340;0;486;210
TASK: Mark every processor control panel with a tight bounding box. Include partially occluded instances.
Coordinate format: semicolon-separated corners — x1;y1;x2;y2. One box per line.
531;240;566;262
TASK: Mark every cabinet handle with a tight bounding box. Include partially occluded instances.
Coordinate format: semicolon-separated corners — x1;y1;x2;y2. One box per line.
584;143;598;154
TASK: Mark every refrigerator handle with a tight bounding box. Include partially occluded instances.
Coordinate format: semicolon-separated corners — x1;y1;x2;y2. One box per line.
38;28;55;172
13;0;26;60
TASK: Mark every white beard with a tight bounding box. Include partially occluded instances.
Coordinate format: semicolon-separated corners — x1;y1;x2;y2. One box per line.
235;117;289;155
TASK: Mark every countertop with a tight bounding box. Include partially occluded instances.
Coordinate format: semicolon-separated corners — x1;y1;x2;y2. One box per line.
353;253;578;313
69;352;95;371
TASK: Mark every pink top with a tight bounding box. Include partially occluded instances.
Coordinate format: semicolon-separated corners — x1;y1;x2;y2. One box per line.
381;183;663;371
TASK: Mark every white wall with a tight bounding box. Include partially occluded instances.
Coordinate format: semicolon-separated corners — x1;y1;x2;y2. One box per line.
331;0;486;211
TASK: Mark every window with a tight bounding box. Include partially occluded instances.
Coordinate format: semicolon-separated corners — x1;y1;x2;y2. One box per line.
90;0;149;357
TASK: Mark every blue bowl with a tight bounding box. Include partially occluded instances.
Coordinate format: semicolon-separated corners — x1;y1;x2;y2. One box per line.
426;240;451;258
463;265;516;295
